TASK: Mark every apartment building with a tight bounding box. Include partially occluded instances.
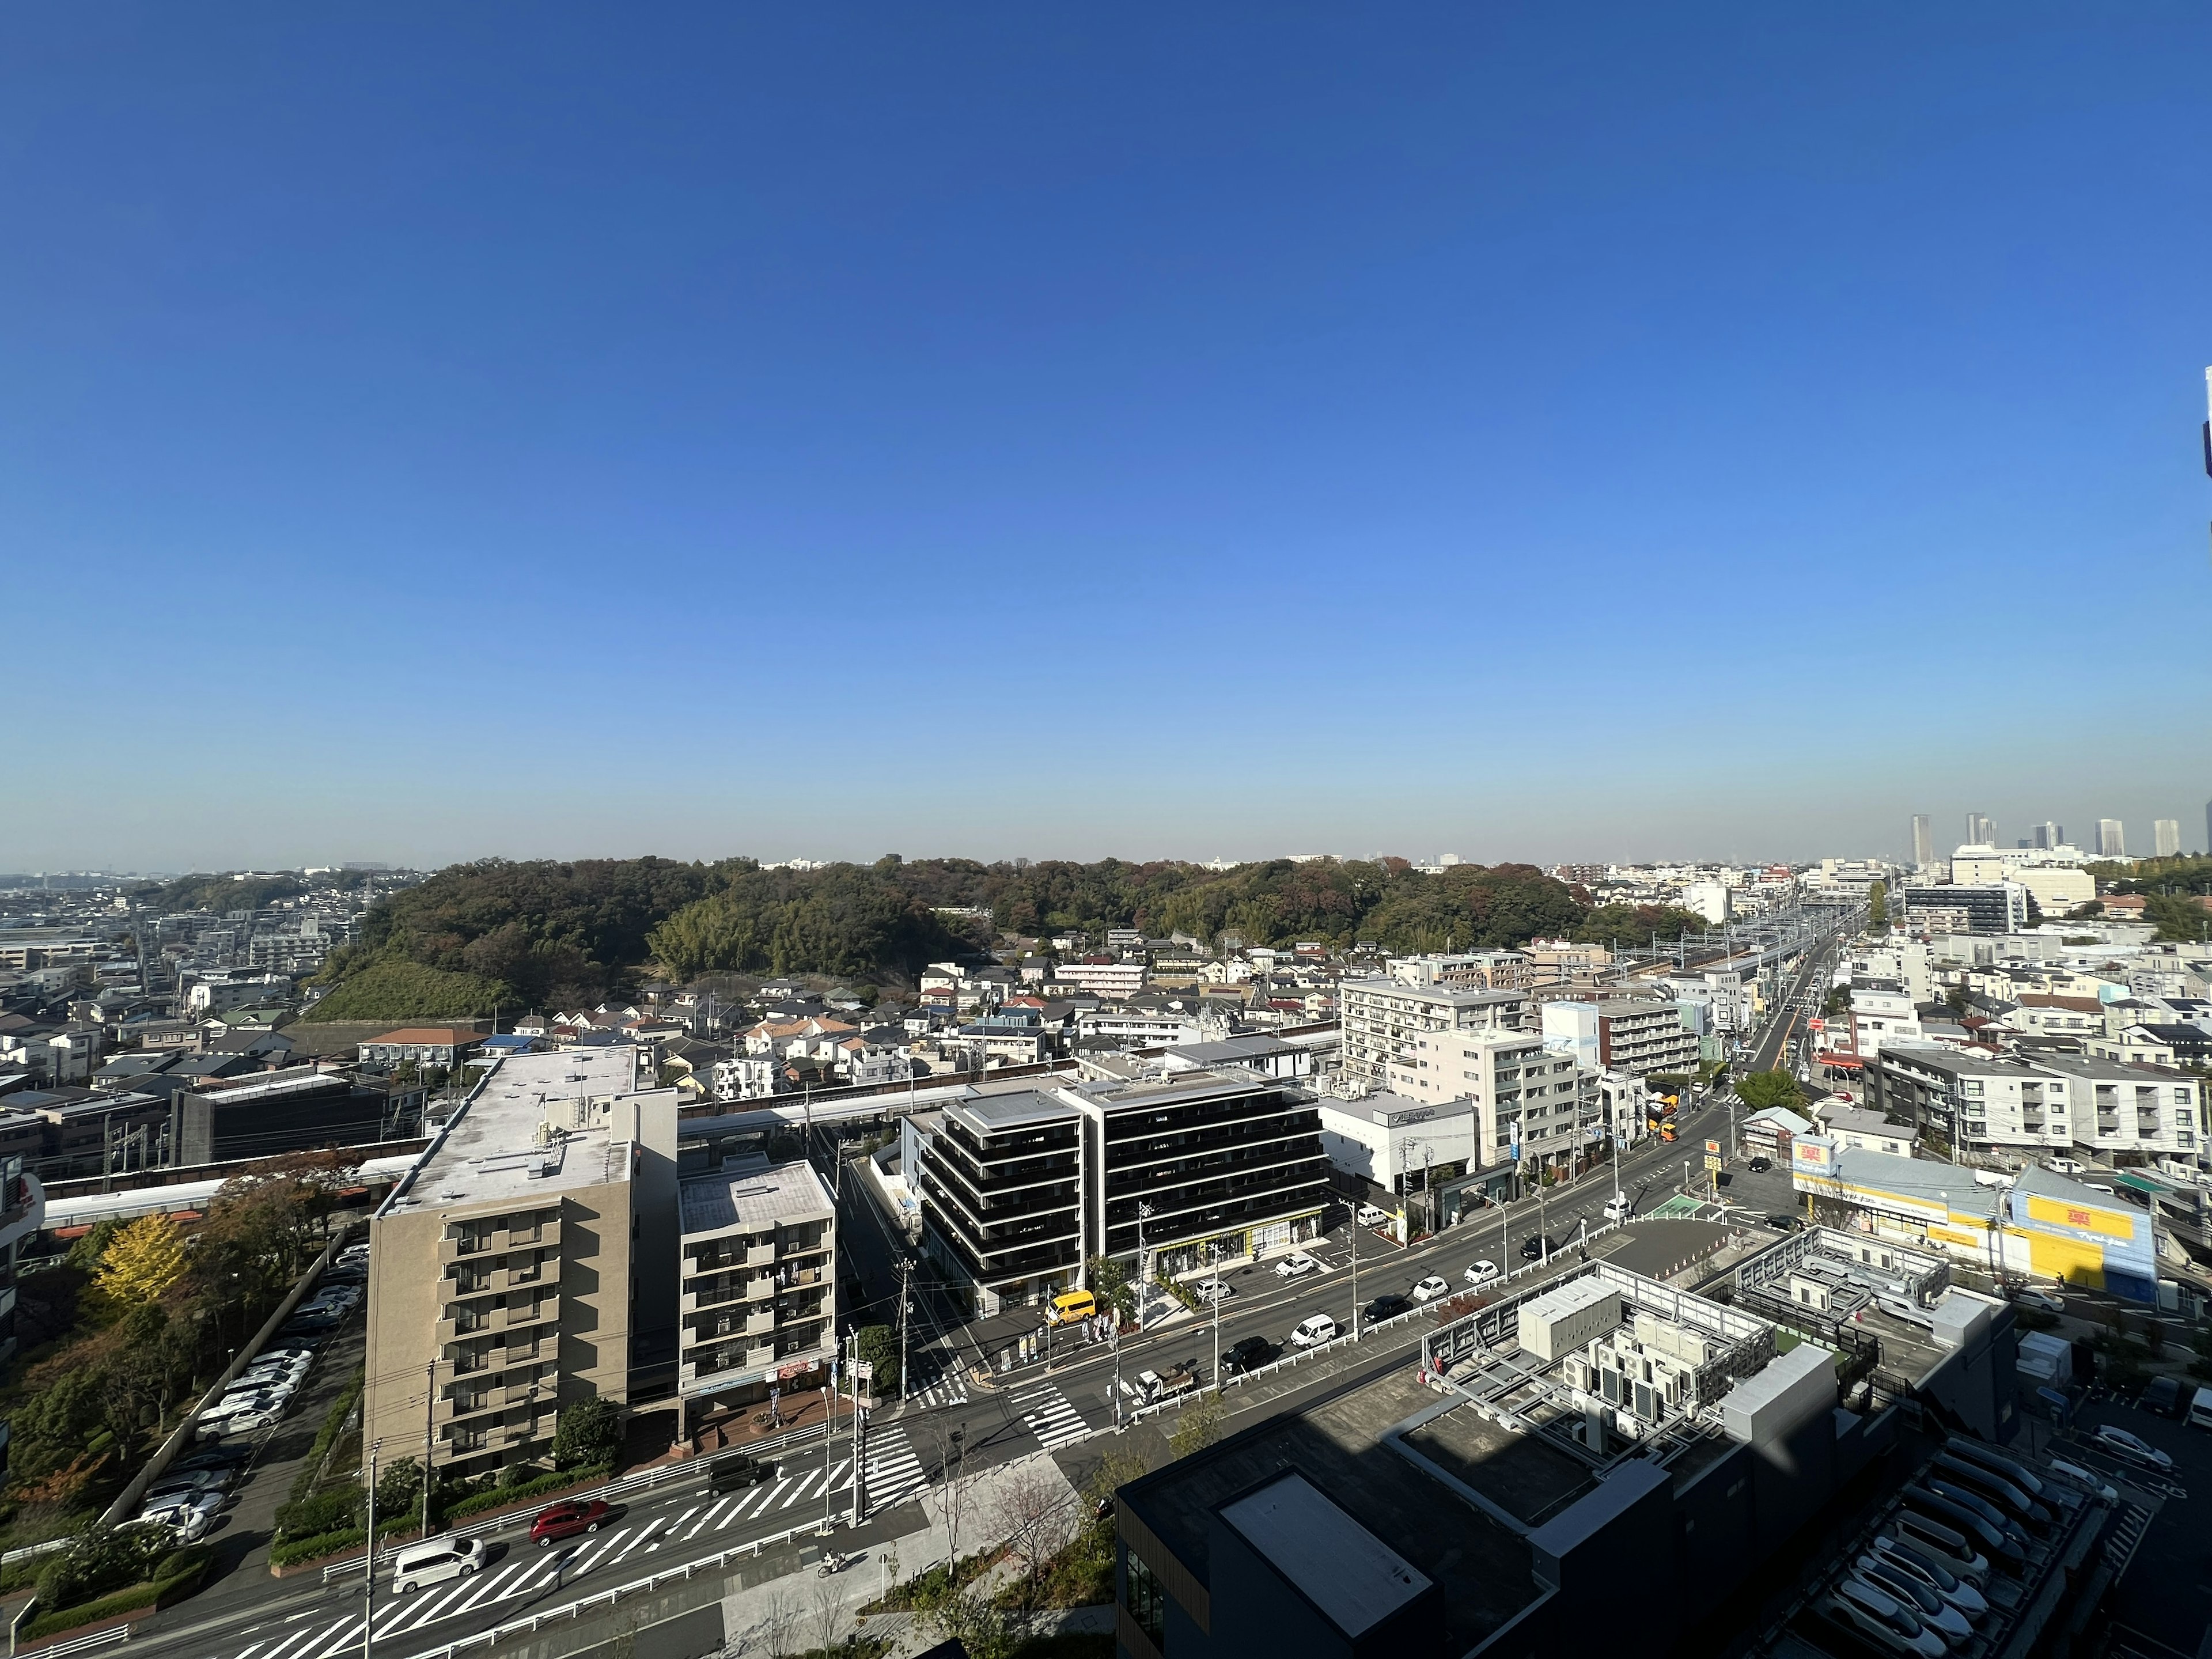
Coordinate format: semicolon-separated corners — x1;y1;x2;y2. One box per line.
1539;998;1698;1077
918;1092;1086;1315
1901;882;2030;935
1867;1044;2199;1159
364;1049;679;1479
1075;1009;1202;1050
1339;977;1529;1084
1056;958;1149;999
676;1157;836;1418
1384;1027;1593;1176
1384;951;1533;991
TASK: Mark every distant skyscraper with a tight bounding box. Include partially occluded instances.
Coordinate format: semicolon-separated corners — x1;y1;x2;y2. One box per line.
1966;812;1995;847
2033;821;2061;850
2155;819;2180;858
1911;815;1933;866
2096;819;2126;858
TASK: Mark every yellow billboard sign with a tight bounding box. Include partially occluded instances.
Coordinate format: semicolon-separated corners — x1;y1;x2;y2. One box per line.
2024;1194;2134;1241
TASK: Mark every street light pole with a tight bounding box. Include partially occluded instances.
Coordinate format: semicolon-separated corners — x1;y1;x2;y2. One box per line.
1135;1202;1153;1334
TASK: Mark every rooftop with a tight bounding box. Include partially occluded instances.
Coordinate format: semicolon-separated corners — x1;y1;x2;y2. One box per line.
365;1027;481;1045
679;1157;832;1236
1216;1471;1432;1640
949;1090;1082;1134
399;1047;643;1210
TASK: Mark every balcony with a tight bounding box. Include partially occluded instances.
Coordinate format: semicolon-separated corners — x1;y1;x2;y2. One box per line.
439;1218;560;1264
436;1293;559;1345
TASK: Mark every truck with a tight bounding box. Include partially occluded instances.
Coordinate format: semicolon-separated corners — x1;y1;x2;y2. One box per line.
1137;1362;1201;1402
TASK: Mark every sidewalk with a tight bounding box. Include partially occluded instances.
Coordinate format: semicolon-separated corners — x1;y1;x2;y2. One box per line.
716;1449;1082;1657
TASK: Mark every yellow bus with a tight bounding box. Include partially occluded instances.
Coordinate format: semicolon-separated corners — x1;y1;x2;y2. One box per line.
1045;1289;1096;1326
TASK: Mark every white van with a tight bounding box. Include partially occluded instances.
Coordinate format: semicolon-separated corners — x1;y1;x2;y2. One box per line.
2188;1387;2212;1433
1603;1196;1633;1224
392;1536;486;1594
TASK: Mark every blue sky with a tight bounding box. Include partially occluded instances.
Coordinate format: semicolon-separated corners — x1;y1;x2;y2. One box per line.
6;6;2209;873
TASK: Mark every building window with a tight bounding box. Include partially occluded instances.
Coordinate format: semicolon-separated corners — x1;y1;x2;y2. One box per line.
1124;1552;1167;1649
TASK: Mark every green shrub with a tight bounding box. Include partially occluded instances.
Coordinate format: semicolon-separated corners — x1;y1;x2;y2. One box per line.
269;1528;367;1569
287;1368;365;1505
442;1463;612;1522
274;1485;363;1543
21;1543;211;1640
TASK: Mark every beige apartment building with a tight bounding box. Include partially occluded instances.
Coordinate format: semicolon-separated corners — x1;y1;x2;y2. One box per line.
363;1048;679;1479
1339;976;1531;1084
1385;1026;1594;1176
676;1157;838;1423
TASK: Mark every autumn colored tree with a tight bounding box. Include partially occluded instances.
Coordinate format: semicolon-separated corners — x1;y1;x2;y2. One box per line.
93;1214;187;1306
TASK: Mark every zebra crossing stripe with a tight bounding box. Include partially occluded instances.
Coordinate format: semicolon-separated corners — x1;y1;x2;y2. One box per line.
684;1497;733;1537
304;1618;363;1659
569;1527;630;1574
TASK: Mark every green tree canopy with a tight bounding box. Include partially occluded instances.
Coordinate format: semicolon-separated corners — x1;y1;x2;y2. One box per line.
1732;1070;1806;1112
551;1396;622;1469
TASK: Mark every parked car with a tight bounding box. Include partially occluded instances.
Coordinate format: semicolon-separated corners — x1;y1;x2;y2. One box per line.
1223;1335;1275;1375
2093;1424;2173;1472
1195;1280;1235;1303
147;1490;228;1543
1853;1558;1972;1645
1866;1537;1987;1620
2042;1460;2119;1503
531;1499;613;1545
1363;1294;1411;1323
2009;1287;2065;1315
1602;1196;1633;1224
1821;1578;1945;1658
1747;1157;1773;1173
1355;1204;1389;1228
2139;1376;2186;1419
1464;1260;1501;1287
1274;1252;1319;1279
1289;1313;1339;1348
1411;1275;1450;1302
173;1443;253;1476
141;1469;232;1505
196;1404;281;1441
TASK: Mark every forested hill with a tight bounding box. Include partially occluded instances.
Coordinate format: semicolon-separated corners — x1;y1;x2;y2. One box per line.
302;854;1706;1021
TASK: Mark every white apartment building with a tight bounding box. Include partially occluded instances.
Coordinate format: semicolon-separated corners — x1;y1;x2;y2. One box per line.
1382;1027;1594;1176
1847;942;1933;1003
1339;978;1530;1083
1055;959;1149;999
1868;1045;2198;1158
712;1055;783;1102
1682;882;1732;925
1075;1009;1202;1049
1949;846;2095;914
1540;998;1699;1078
1384;952;1533;991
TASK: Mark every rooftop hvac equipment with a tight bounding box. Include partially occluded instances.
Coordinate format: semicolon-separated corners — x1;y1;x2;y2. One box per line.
1517;1278;1622;1361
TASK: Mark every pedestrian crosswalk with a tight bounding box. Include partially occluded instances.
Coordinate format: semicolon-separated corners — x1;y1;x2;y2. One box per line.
908;1369;969;1408
219;1461;881;1659
863;1425;929;1515
1014;1384;1092;1453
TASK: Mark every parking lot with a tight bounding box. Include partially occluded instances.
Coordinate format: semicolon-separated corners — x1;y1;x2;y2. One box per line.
150;1240;371;1597
2056;1391;2212;1654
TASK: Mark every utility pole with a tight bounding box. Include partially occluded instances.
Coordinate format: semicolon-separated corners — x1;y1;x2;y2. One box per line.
1210;1240;1222;1390
897;1258;912;1405
850;1337;864;1528
820;1344;837;1536
422;1361;435;1539
1350;1199;1361;1339
362;1438;381;1659
1134;1202;1153;1334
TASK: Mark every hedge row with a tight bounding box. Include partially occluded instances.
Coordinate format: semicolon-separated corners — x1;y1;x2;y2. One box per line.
442;1463;613;1524
23;1548;211;1642
269;1528;368;1569
287;1367;367;1505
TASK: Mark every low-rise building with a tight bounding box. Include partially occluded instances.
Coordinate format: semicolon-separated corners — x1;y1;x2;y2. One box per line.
358;1026;483;1070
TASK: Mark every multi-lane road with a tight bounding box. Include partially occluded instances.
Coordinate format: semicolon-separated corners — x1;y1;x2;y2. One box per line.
139;931;1848;1659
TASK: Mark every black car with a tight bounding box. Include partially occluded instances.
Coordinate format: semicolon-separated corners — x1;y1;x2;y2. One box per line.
1223;1335;1275;1375
1766;1214;1803;1232
1520;1234;1556;1260
1364;1294;1412;1322
1747;1157;1772;1173
2139;1375;2186;1418
710;1454;777;1494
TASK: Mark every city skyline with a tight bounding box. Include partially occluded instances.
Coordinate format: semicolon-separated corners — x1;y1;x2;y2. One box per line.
7;9;2211;870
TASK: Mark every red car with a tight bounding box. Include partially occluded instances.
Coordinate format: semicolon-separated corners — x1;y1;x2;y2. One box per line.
529;1499;611;1546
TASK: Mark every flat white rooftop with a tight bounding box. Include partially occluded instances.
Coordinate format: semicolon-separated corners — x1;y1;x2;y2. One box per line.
679;1158;833;1237
1218;1469;1430;1638
400;1048;639;1210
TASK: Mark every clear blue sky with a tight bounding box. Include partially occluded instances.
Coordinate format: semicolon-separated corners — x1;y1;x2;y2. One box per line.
7;6;2209;873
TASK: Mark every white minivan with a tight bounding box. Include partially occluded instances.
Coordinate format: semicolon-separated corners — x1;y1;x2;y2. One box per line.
2188;1387;2212;1433
1289;1313;1339;1348
392;1536;486;1594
